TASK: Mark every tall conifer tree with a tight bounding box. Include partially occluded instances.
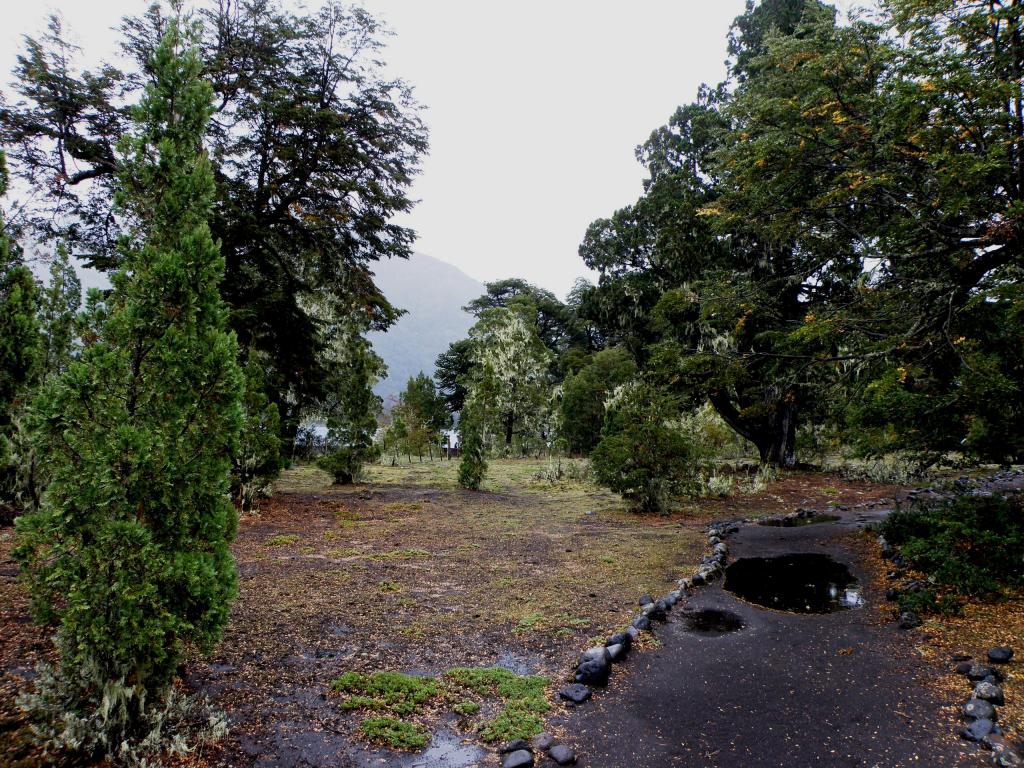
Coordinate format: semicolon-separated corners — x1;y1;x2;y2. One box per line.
14;10;242;732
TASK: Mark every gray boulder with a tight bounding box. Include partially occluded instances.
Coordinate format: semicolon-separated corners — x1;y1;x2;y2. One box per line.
549;744;578;765
975;682;1005;706
960;718;995;742
558;684;592;704
502;749;534;768
964;698;997;721
988;647;1014;664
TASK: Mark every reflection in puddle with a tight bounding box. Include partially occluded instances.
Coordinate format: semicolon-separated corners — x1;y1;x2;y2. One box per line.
724;554;864;614
680;608;744;635
758;514;841;527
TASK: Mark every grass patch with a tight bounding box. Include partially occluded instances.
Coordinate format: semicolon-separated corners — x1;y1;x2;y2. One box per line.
360;717;430;750
378;580;402;594
332;667;550;747
330;672;439;717
265;533;300;547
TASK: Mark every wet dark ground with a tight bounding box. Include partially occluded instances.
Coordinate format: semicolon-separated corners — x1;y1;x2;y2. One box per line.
559;507;978;767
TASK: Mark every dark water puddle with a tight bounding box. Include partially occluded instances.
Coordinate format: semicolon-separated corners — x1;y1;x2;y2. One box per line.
680;608;744;635
758;513;840;527
353;728;485;768
724;553;864;614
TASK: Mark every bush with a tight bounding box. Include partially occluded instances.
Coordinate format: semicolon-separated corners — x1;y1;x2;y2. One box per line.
590;382;701;514
318;445;379;485
457;401;488;490
881;493;1024;598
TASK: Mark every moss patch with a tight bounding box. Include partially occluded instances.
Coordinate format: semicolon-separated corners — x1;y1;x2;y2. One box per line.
265;533;300;547
331;667;550;748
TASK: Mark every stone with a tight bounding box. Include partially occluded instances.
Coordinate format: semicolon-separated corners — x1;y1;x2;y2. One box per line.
531;732;555;752
579;646;609;666
607;632;631;649
625;626;640;643
632;615;651;632
975;682;1006;706
606;643;626;662
987;735;1024;767
549;744;578;765
897;612;921;630
956;661;975;675
989;647;1015;664
968;663;1004;682
574;658;610;686
960;719;995;742
500;739;531;754
558;684;592;704
690;572;705;587
885;588;899;602
502;749;534;768
952;652;972;662
648;600;668;621
639;594;654;606
964;697;997;721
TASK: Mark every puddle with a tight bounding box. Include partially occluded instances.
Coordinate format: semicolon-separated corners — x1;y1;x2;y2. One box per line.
353;729;485;768
680;608;744;635
724;553;864;614
758;514;841;527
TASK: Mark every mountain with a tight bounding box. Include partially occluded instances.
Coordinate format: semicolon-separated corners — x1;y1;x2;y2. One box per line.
368;252;484;404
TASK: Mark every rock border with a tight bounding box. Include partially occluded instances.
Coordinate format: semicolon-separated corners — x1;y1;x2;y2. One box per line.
874;469;1024;766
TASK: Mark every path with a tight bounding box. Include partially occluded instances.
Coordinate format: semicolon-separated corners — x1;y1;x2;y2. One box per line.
562;505;978;767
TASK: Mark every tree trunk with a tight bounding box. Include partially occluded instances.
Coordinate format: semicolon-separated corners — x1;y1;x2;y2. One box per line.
504;413;514;446
758;400;798;468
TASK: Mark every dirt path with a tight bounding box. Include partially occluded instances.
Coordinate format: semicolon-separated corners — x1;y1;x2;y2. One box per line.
561;507;980;767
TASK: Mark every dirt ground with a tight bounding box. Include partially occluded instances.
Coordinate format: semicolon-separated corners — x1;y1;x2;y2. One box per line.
0;459;951;767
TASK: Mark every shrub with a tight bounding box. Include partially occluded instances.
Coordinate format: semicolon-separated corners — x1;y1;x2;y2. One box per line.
881;493;1024;598
457;400;488;490
590;382;701;513
318;445;378;485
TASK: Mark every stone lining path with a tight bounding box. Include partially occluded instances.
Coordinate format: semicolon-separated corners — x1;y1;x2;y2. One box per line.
560;505;979;767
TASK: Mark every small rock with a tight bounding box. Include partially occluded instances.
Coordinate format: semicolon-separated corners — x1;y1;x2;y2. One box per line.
625;626;640;643
606;643;626;662
502;749;534;768
989;647;1015;664
975;682;1006;706
952;652;972;662
648;601;668;620
987;735;1024;767
574;658;610;686
639;594;654;606
632;615;651;632
897;612;921;629
885;588;898;602
558;684;591;704
579;646;609;666
549;744;577;765
956;661;975;675
690;572;705;587
531;732;555;752
500;739;531;754
968;663;1004;682
964;697;997;721
961;718;995;742
607;632;631;649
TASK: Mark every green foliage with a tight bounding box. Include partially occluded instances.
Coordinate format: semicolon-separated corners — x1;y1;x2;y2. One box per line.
233;356;282;511
13;17;241;758
384;373;449;459
331;667;550;749
360;717;430;750
2;3;427;454
457;398;488;490
559;347;637;454
880;494;1024;598
0;150;42;512
319;331;384;484
590;382;702;513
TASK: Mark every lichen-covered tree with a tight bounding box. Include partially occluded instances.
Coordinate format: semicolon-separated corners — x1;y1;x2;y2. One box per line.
13;17;242;757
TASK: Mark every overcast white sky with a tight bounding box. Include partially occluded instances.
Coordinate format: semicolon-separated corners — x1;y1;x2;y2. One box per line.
1;1;858;299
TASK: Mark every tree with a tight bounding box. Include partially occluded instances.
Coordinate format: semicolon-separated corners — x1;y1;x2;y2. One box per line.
590;381;701;514
233;355;283;511
13;17;242;756
1;1;427;453
465;305;552;452
559;347;636;454
0;149;42;515
318;328;383;484
387;373;449;460
435;337;474;414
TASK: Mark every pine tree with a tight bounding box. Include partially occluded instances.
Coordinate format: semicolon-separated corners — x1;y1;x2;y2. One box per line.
13;13;242;750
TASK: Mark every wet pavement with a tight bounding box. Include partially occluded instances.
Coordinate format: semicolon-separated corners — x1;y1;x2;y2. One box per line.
562;505;978;767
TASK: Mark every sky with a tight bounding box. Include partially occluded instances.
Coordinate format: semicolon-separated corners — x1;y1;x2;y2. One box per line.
1;1;858;299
